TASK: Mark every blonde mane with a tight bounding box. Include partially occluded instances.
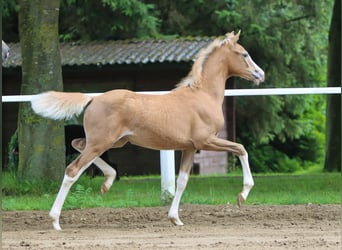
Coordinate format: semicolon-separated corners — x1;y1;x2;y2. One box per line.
176;33;235;89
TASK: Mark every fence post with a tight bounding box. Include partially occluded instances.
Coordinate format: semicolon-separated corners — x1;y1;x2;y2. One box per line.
160;150;175;204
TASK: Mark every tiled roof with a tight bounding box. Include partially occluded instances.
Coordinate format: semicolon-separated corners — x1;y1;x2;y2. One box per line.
3;38;213;68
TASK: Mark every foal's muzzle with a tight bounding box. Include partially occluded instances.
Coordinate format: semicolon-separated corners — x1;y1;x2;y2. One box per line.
252;70;265;85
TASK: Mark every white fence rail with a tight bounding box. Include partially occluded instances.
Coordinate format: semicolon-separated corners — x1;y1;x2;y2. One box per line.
2;87;341;102
2;87;341;201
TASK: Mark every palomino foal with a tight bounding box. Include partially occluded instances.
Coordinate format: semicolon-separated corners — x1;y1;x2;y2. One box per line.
31;31;264;230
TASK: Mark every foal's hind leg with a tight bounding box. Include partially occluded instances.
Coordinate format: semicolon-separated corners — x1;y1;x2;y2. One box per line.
168;149;196;226
72;138;117;194
49;145;104;230
203;136;254;207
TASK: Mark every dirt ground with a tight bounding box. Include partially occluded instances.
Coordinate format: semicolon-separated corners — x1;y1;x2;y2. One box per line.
2;204;341;250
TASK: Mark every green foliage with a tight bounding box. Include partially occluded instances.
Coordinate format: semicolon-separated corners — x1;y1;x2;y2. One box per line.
3;0;160;41
2;0;19;41
249;144;307;173
7;129;19;172
2;0;18;17
240;94;326;173
148;0;227;36
65;184;103;209
59;0;159;41
2;171;60;196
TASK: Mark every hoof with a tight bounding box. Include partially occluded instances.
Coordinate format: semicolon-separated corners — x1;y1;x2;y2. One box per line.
237;193;245;208
101;184;109;194
50;216;62;230
49;212;62;230
52;220;62;231
169;216;184;226
71;138;86;151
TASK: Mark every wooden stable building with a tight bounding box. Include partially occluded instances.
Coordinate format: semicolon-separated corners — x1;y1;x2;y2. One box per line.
2;38;236;176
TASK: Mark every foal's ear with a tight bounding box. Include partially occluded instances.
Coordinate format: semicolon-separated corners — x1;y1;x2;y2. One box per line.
231;30;241;44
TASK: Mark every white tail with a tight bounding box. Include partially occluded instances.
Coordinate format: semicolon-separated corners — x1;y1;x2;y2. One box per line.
31;91;93;120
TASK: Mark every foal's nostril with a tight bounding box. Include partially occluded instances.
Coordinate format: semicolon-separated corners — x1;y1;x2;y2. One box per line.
252;72;260;79
255;70;262;76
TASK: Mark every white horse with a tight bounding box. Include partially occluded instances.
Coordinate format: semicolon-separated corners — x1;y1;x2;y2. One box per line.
2;40;10;60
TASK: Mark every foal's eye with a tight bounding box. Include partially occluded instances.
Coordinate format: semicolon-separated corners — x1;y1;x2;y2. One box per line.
242;53;249;58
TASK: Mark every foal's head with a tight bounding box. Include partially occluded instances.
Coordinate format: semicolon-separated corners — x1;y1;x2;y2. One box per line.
178;31;265;88
221;31;265;85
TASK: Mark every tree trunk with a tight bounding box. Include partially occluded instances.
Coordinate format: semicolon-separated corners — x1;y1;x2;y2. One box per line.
18;0;65;180
324;0;341;171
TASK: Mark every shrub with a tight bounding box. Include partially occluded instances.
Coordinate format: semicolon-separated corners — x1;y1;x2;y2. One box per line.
247;143;314;173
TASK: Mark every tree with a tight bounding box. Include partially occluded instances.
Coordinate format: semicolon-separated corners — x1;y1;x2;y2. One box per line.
58;0;159;41
324;0;341;171
2;0;19;41
18;0;65;180
3;0;160;42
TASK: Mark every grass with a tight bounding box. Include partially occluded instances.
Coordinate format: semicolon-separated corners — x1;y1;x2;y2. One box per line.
2;171;340;211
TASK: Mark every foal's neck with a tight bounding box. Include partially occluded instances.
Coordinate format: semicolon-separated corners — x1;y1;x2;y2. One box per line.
200;50;229;104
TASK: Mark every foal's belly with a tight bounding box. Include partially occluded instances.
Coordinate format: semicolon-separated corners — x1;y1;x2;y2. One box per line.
126;132;194;151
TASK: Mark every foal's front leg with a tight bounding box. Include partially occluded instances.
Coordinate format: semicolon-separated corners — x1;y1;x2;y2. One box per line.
237;152;254;206
203;136;254;206
168;150;195;226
